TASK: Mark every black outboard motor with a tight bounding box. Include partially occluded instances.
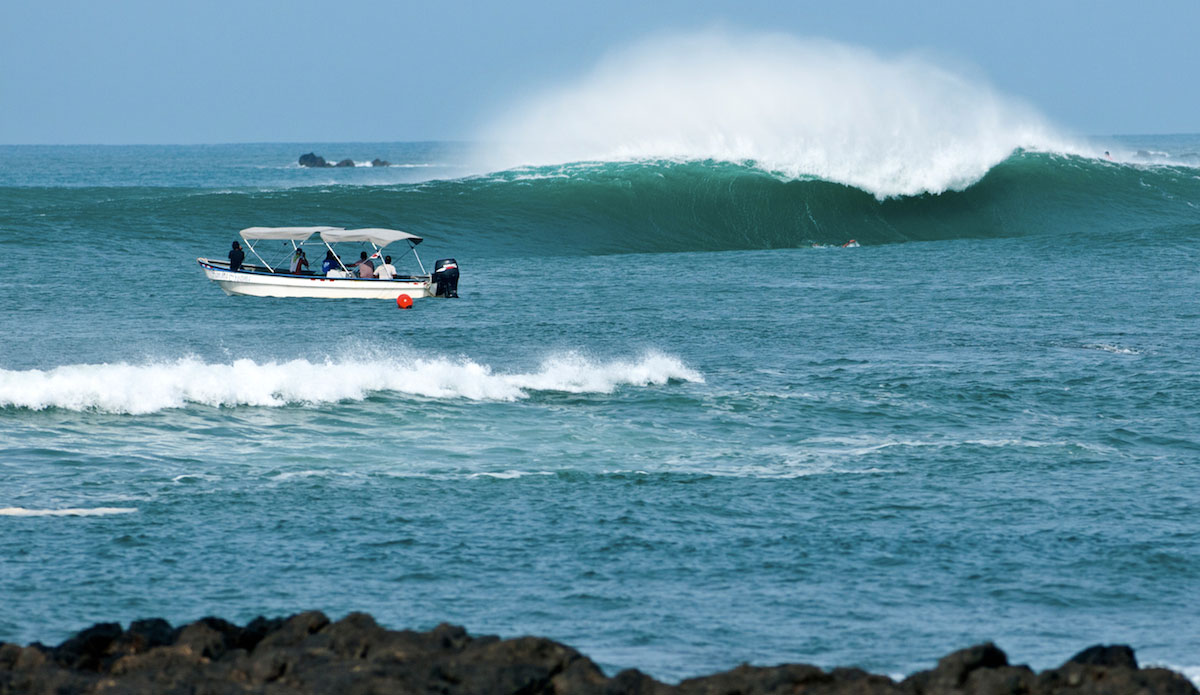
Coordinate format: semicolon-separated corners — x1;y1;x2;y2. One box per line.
432;258;459;298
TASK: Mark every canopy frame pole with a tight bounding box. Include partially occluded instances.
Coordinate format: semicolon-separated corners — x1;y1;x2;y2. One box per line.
369;243;380;278
391;241;426;275
411;242;427;275
244;240;275;273
272;241;297;272
324;241;351;273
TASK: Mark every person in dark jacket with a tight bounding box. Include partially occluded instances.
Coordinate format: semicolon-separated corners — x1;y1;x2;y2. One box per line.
229;241;245;271
321;249;340;275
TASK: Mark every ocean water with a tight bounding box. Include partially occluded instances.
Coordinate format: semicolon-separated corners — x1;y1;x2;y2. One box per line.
1;137;1199;683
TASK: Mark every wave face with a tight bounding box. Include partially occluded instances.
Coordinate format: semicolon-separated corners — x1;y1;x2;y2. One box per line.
448;153;1200;251
0;352;702;414
6;150;1195;257
478;32;1085;198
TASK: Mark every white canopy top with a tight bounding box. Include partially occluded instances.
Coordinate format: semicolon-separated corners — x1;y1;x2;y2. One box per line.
240;226;342;242
321;228;423;247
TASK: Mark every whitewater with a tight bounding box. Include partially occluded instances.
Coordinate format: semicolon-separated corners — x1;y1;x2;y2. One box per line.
478;31;1095;198
2;31;1200;684
0;352;701;414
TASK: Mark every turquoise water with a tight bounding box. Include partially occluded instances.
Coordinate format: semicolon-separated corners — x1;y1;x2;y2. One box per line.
1;141;1199;681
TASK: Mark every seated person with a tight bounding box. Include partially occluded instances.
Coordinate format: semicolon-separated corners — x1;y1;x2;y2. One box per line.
321;250;340;275
290;248;310;275
350;251;375;278
374;255;397;280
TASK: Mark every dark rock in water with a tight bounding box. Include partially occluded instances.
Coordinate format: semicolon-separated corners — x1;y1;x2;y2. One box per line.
370;158;390;167
0;615;1196;695
298;152;330;168
334;158;355;167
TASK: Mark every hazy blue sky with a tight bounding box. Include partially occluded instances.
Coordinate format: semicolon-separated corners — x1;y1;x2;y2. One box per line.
1;0;1196;144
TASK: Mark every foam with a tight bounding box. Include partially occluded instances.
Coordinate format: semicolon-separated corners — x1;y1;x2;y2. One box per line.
478;31;1088;198
0;351;702;414
1081;343;1141;355
0;507;137;517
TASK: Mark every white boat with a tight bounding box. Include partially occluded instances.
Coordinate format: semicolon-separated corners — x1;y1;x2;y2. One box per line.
198;226;459;299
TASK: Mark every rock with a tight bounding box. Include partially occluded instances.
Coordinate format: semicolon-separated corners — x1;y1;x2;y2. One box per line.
334;158;355;167
1066;644;1138;669
370;158;391;167
174;622;227;660
1;615;1197;695
298;152;330;168
121;618;174;654
51;621;123;671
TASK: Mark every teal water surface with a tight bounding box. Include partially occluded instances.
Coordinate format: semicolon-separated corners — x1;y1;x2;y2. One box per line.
1;141;1199;681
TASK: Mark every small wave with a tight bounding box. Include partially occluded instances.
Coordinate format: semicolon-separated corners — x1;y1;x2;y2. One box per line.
467;470;557;480
0;507;137;517
1081;343;1141;355
0;351;702;414
172;473;219;484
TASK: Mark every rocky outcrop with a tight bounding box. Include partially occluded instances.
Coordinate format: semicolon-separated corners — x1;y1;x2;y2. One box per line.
298;154;391;168
297;152;329;168
0;613;1194;695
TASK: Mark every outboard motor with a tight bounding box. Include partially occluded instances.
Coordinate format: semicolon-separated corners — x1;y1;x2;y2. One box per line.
432;258;459;298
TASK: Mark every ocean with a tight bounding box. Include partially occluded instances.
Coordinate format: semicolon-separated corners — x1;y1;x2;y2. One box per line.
1;138;1198;683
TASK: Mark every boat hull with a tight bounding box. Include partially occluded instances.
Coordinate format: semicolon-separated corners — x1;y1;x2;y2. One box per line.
198;259;434;299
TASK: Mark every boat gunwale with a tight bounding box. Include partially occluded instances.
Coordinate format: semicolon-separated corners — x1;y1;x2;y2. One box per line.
198;257;431;284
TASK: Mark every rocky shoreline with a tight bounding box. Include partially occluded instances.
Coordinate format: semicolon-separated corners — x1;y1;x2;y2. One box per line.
1;612;1195;695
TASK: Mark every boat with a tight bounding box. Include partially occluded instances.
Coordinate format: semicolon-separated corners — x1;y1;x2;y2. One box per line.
198;226;459;299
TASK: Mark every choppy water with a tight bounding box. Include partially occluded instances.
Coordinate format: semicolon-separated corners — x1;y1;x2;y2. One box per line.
1;139;1199;681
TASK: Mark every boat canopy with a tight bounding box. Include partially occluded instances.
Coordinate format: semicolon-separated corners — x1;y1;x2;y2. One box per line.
321;228;423;247
240;226;342;242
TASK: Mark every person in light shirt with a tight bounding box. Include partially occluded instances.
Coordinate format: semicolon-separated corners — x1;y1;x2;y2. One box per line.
350;251;375;278
289;248;309;274
374;255;396;280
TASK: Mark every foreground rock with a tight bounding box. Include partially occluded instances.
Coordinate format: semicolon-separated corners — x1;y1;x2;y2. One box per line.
0;613;1194;695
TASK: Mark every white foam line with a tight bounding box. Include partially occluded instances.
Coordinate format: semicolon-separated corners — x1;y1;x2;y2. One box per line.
0;507;137;517
0;350;703;414
467;470;557;480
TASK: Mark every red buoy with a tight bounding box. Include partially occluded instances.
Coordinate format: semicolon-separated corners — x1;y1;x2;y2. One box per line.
396;294;413;309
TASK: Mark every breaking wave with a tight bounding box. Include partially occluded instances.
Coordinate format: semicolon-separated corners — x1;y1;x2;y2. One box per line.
6;150;1199;255
477;31;1087;198
0;351;703;414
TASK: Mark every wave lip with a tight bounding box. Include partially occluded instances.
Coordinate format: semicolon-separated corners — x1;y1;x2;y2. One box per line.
479;31;1086;198
0;351;702;414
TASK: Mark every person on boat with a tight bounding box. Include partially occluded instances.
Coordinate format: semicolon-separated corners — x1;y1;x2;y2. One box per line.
290;248;309;275
351;251;375;278
321;249;339;275
374;255;396;280
229;241;245;272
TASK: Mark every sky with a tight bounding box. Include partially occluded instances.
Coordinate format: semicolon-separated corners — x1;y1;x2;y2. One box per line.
1;0;1197;144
